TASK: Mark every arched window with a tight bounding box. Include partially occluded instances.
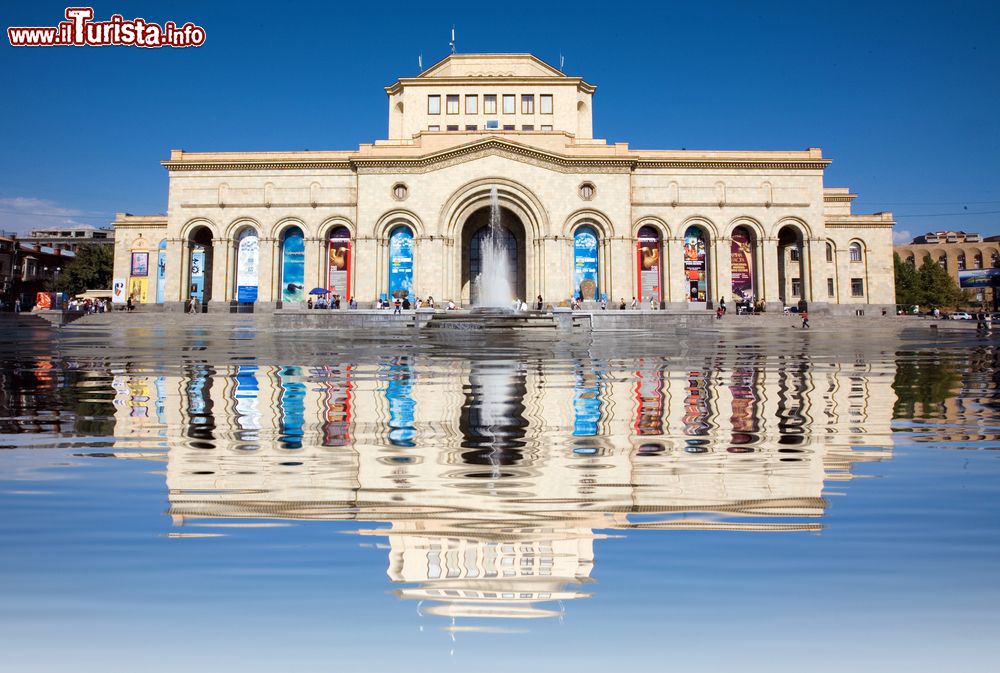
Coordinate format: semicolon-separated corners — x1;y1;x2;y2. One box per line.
327;226;351;299
388;225;414;300
280;226;305;303
974;252;984;269
637;225;662;304
849;242;863;262
957;253;967;271
906;255;915;266
992;251;1000;268
234;228;259;302
683;225;709;303
826;242;834;263
937;253;947;271
573;225;600;301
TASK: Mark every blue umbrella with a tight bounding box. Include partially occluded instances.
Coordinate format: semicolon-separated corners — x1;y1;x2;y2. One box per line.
308;287;328;295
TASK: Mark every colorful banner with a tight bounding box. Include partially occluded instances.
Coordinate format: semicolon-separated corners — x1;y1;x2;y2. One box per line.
277;366;305;450
112;278;127;304
637;227;660;303
684;226;707;302
189;247;206;301
234;365;261;436
128;277;148;304
388;227;414;300
573;367;602;436
130;251;149;277
574;227;599;300
731;228;754;302
328;231;351;298
959;268;1000;288
236;229;260;303
281;228;305;303
633;362;665;436
35;292;52;310
155;242;167;304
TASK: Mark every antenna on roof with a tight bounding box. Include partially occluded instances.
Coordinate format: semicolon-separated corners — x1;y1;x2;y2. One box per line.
559;52;564;72
418;53;423;71
450;25;456;54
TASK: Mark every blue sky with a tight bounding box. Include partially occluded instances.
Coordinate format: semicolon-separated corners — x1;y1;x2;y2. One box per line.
1;0;999;241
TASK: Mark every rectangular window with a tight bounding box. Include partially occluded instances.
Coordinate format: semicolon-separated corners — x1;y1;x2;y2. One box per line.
540;125;553;131
427;95;440;115
484;94;497;114
521;124;534;131
485;119;499;130
428;125;440;132
446;125;459;132
827;278;835;297
502;94;515;114
446;95;459;114
465;124;477;131
790;248;800;262
521;94;534;114
503;124;515;130
540;94;553;114
791;278;801;297
465;95;478;114
851;278;864;297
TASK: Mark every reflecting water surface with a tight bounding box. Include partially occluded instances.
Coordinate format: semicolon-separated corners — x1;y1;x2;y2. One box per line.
1;326;998;671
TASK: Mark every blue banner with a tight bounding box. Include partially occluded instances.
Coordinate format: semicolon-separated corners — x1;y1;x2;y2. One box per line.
156;241;167;304
189;248;205;301
574;227;599;300
959;268;1000;288
278;366;305;450
236;229;259;303
281;227;305;302
388;227;414;300
385;358;415;447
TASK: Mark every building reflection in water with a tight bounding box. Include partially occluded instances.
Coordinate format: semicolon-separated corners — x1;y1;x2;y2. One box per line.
108;352;899;626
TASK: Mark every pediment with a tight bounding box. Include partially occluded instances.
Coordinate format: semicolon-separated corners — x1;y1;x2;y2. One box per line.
418;54;565;79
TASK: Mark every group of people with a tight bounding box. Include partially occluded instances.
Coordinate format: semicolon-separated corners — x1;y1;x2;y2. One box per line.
68;298;109;313
384;295;438;314
975;308;994;332
307;295;356;310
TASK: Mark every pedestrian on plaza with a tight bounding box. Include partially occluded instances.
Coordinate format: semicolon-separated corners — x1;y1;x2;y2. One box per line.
14;298;21;314
716;306;723;320
619;297;626;310
536;295;543;311
649;296;656;310
393;298;402;314
801;310;810;329
126;295;134;312
630;297;637;309
402;297;411;310
349;296;357;309
720;297;727;315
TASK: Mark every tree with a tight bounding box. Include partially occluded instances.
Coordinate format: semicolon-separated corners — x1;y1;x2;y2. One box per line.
894;252;919;307
915;257;961;309
50;244;113;296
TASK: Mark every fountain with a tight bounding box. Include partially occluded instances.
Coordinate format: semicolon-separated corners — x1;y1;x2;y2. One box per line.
474;187;514;308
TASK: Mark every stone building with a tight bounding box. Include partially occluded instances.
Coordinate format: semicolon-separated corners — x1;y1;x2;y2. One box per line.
27;225;114;253
112;53;895;313
894;231;1000;304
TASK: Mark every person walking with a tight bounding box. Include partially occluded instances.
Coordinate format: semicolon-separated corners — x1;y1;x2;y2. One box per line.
14;298;21;314
720;297;727;315
801;310;810;329
630;296;637;309
536;295;543;311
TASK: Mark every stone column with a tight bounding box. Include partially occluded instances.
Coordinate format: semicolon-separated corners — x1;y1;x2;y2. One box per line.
715;235;731;307
665;236;687;309
164;237;186;312
208;237;230;311
761;237;782;311
608;235;632;305
256;237;276;304
303;237;321;295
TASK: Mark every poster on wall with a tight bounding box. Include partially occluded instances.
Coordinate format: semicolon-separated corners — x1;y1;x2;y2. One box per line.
574;228;599;300
130;252;149;277
684;227;707;302
281;229;305;303
328;235;351;299
637;229;660;303
129;277;148;304
112;278;127;304
236;230;260;303
731;229;754;302
156;248;167;304
388;228;413;300
189;248;206;301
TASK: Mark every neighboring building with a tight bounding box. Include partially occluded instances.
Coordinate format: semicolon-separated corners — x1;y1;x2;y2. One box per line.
894;230;1000;305
0;237;75;309
27;225;114;253
112;53;895;313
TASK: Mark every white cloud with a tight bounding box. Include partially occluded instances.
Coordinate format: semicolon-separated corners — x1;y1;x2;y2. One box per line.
892;229;912;244
0;197;102;235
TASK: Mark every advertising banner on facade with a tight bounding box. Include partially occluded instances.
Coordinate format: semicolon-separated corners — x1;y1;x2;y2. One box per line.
130;251;149;277
281;229;305;303
388;228;413;300
959;268;1000;288
189;248;206;301
35;292;52;310
637;230;660;303
236;229;259;303
328;234;351;298
574;227;599;300
684;227;707;302
129;277;148;303
731;229;754;301
112;278;127;304
156;247;167;304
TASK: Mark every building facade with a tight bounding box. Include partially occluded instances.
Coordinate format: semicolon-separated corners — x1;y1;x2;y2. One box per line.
112;54;895;313
28;225;114;253
894;231;1000;305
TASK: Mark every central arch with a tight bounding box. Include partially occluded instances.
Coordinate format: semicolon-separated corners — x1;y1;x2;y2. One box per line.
460;205;527;304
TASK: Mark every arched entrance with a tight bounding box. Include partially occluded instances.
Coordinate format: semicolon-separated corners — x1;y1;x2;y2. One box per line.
730;226;757;307
777;225;806;307
327;226;351;300
233;227;260;303
637;225;663;304
461;206;526;305
187;226;214;304
683;225;710;304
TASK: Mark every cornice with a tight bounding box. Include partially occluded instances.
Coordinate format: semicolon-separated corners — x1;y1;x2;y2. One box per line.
635;159;831;170
163;159;353;172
